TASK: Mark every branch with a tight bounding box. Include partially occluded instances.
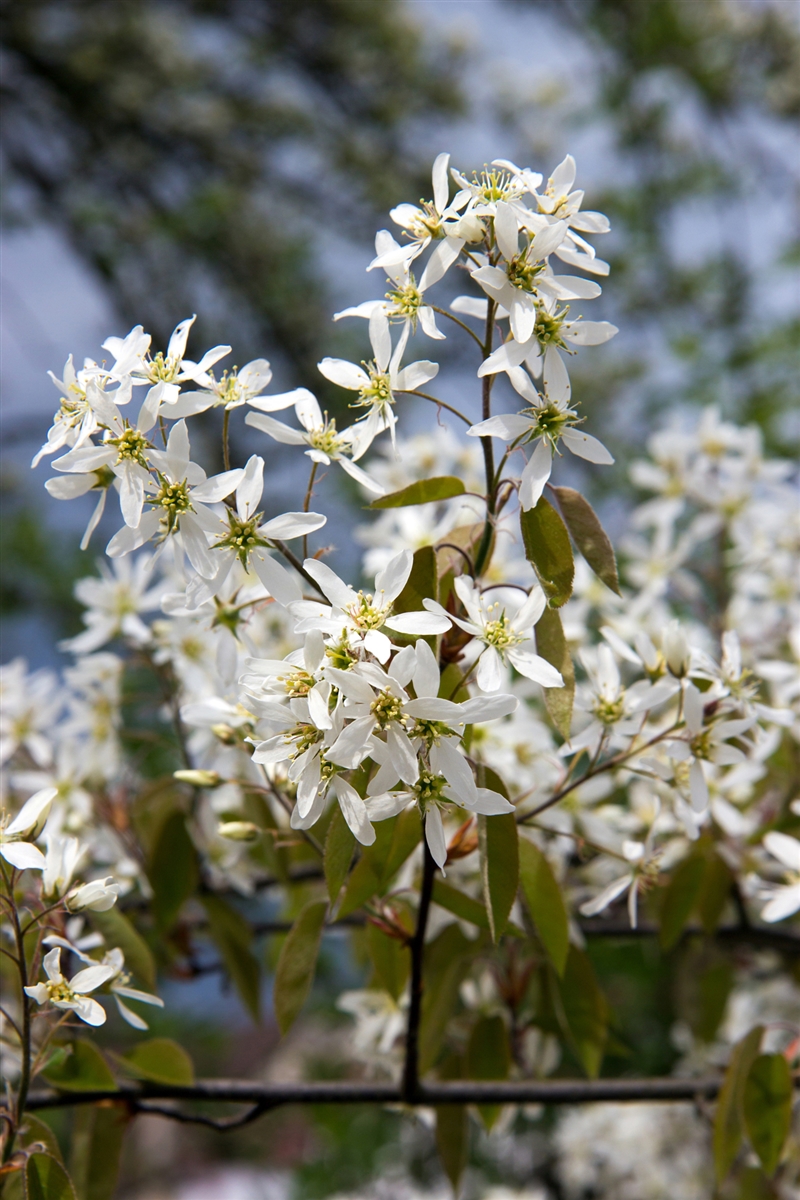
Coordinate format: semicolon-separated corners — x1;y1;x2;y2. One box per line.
579;919;800;955
16;1075;750;1127
402;838;437;1104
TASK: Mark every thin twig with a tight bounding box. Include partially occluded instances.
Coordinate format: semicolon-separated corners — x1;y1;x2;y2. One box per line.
395;390;472;427
402;838;437;1104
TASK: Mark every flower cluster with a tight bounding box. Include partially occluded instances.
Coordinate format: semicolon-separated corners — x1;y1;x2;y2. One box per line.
2;150;797;1187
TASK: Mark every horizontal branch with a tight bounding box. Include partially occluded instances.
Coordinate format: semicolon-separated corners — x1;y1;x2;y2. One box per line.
15;1075;743;1127
580;920;800;955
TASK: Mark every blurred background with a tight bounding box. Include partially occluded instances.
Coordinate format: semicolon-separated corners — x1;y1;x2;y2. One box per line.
1;1;799;1196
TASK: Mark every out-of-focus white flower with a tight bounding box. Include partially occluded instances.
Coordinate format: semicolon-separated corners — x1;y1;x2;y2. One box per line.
0;787;56;872
759;832;800;922
67;876;121;912
24;947;116;1027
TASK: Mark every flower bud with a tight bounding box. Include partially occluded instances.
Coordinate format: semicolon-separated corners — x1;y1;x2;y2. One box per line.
5;787;57;840
217;821;261;842
67;876;121;912
663;620;690;678
173;769;222;788
211;724;238;744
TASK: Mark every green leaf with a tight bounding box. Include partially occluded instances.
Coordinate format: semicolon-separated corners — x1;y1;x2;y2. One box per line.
89;907;156;991
19;1115;63;1164
518;837;569;976
558;948;608;1078
433;879;490;931
42;1039;116;1093
370;476;465;508
380;806;423;888
534;606;575;739
552;486;621;596
697;853;734;934
149;809;199;930
24;1155;76;1200
659;853;706;950
273;899;327;1035
713;1025;764;1182
324;804;356;905
743;1053;792;1176
420;925;474;1073
200;894;261;1022
392;544;438;614
478;812;519;942
119;1037;195;1085
70;1103;128;1200
520;497;574;607
336;817;404;917
367;922;409;1000
466;1013;510;1130
435;1105;469;1193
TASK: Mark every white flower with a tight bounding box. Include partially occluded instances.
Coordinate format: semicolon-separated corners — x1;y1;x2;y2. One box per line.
0;660;61;767
245;388;384;494
667;682;754;812
103;316;231;431
759;832;800;923
476;297;617;390
24;947;116;1027
317;310;438;448
562;644;675;756
186;453;326;608
580;827;660;929
531;154;611;276
105;419;243;575
424;576;563;692
337;244;445;340
60;554;164;654
468;350;613;510
42;832;82;897
371;151;475;284
166;358;273;418
47;376;151;536
39;940;164;1029
0;787;56;872
67;877;121;912
293;549;450;664
32;355;113;468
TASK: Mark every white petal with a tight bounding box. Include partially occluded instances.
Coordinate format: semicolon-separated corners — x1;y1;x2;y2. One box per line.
425;807;448;867
562;429;614;465
476;645;504;692
580;875;631;917
432;151;451;214
413;639;441;699
333;777;375;846
689;760;709;812
303;559;356;609
467;413;532;441
317;358;370;391
395;360;439;393
419;237;463;290
519;439;553;511
375;550;412;602
261;511;327;540
0;842;47;871
763;832;800;873
508;648;564;688
494;201;520;261
563;320;618;346
192;468;244;504
251;552;302;606
761;885;800;924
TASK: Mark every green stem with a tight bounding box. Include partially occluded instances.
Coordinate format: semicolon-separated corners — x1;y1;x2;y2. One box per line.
473;298;497;578
302;460;318;562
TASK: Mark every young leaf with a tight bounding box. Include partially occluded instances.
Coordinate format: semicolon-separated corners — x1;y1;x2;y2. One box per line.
520;497;574;607
89;907;156;991
367;921;409;1000
370;476;465;508
324;804;356;905
432;879;490;932
18;1115;64;1164
42;1039;116;1093
24;1154;77;1200
659;853;706;950
200;894;261;1022
743;1053;792;1176
70;1103;129;1200
273;899;328;1035
534;605;575;739
149;809;199;930
466;1013;511;1130
518;837;569;976
552;486;621;596
713;1025;764;1182
558;948;608;1078
119;1037;195;1086
478;812;519;942
435;1105;469;1193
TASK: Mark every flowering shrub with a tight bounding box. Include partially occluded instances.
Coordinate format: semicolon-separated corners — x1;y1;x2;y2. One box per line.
1;152;798;1196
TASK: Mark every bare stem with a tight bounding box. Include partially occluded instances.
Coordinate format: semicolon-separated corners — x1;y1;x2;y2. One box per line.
402;836;437;1103
395;390;472;427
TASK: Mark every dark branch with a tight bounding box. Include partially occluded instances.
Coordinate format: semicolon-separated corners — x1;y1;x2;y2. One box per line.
403;838;437;1104
16;1075;749;1128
